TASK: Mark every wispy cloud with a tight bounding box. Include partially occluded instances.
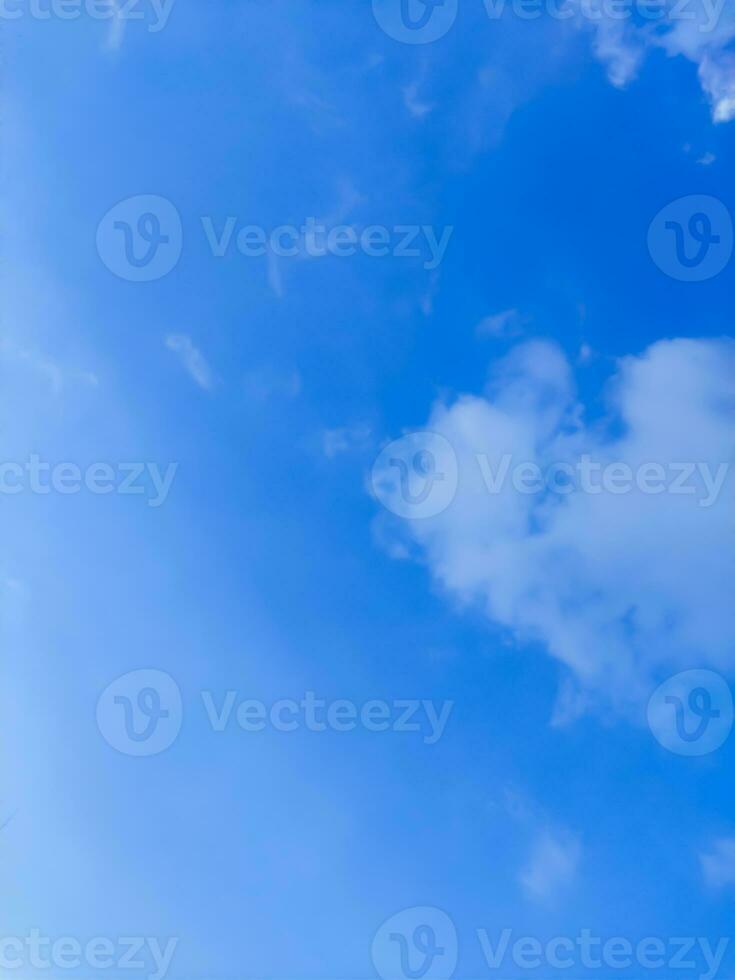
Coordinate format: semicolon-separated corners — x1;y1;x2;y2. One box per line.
519;829;581;902
403;81;434;120
103;0;126;52
243;366;301;403
0;338;98;393
266;247;284;299
701;838;735;889
322;424;372;459
165;334;214;390
476;309;529;339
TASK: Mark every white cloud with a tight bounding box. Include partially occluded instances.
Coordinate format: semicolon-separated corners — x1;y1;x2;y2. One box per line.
519;829;581;901
572;0;735;122
586;10;646;88
699;51;735;123
701;838;735;889
165;334;214;390
375;337;735;717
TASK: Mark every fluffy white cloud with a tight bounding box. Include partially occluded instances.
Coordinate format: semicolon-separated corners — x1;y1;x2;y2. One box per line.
699;51;735;123
574;0;735;122
375;337;735;718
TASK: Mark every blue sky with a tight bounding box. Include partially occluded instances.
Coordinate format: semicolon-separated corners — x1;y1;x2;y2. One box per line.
2;2;735;980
